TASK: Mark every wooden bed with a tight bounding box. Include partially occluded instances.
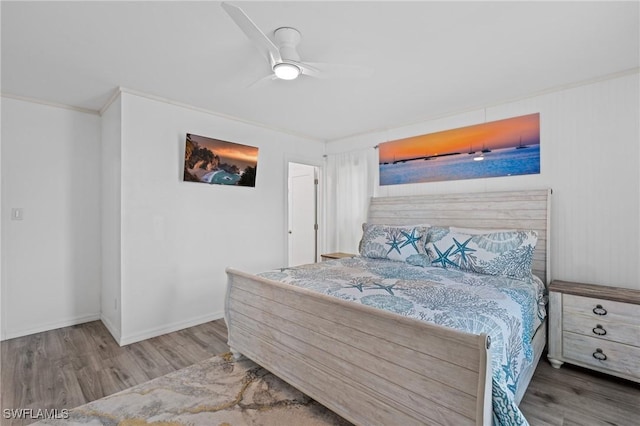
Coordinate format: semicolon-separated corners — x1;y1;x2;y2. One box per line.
225;189;551;426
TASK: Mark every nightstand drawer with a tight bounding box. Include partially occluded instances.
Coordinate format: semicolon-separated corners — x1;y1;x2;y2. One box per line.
563;332;640;377
563;314;640;346
564;294;640;326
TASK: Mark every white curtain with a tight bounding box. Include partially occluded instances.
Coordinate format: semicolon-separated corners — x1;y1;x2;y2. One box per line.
324;148;377;254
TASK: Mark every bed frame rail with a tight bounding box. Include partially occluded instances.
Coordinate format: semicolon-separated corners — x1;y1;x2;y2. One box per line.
225;268;492;426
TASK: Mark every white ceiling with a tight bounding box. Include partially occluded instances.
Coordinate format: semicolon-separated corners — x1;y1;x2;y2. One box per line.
2;1;638;141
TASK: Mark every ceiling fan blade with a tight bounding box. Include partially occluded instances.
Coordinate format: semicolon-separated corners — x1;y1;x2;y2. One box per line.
246;73;278;89
221;2;281;65
303;62;374;79
291;61;322;78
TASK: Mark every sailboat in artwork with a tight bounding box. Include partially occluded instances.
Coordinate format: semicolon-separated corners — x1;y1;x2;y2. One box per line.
515;136;527;149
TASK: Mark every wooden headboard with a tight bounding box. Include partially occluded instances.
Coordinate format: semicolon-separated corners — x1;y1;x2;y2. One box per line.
367;189;552;284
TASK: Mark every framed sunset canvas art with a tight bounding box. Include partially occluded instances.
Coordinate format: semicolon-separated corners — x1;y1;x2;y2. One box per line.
379;113;540;185
183;133;258;187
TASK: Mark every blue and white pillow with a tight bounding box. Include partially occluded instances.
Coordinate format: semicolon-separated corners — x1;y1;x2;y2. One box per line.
424;226;538;280
359;224;428;262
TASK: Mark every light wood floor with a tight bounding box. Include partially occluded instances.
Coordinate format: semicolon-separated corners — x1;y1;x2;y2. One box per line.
1;320;229;426
1;319;638;426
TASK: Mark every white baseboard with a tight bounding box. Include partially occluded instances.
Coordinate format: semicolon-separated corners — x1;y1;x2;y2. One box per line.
0;311;225;345
100;314;121;344
1;313;101;340
118;310;224;346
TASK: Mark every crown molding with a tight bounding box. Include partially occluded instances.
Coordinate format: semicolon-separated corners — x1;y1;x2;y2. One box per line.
0;93;100;116
105;87;325;143
99;88;122;116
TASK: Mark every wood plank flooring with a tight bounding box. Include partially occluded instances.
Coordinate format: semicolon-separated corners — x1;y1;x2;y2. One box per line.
1;320;228;426
519;359;639;426
1;319;638;425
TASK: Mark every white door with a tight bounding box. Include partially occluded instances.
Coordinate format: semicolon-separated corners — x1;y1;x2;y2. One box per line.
288;163;318;266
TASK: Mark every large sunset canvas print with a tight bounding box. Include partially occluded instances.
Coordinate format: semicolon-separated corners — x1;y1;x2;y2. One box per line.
379;113;540;185
183;133;258;187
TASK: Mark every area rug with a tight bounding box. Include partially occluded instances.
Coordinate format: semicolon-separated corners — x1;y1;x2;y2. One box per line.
36;353;351;426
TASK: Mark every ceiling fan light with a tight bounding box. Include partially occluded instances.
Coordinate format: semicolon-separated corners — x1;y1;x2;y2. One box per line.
274;62;300;80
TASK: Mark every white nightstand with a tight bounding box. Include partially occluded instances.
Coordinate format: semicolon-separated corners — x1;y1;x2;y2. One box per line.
547;280;640;383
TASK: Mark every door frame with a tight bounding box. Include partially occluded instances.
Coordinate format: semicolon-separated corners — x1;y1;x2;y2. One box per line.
284;156;324;267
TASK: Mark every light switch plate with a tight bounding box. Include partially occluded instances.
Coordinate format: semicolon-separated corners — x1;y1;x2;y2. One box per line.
11;208;23;221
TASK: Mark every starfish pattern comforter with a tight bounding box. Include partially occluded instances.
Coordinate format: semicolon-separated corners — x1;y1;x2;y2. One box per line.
258;256;547;426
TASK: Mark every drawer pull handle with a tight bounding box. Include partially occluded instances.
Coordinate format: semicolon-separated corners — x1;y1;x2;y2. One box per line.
592;324;607;336
592;305;607;316
592;348;607;361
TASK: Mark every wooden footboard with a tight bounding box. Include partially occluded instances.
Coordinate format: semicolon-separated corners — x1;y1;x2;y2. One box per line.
225;268;492;426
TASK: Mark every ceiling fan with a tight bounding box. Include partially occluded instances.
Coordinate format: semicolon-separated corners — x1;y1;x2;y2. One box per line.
221;2;372;83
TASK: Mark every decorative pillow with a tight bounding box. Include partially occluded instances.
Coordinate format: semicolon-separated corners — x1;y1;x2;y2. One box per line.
406;253;431;267
359;224;429;262
449;226;515;235
424;226;538;280
358;223;431;254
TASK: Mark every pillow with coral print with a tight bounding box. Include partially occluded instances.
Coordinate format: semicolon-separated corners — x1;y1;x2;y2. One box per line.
359;223;428;262
425;226;538;280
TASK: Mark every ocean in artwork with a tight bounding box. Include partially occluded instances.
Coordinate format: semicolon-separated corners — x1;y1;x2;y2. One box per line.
183;133;259;187
378;113;541;185
380;144;540;185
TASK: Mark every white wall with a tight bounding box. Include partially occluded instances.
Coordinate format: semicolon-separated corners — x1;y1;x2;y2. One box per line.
1;97;102;339
326;73;640;290
1;97;3;339
0;91;324;344
101;94;122;340
117;92;325;344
